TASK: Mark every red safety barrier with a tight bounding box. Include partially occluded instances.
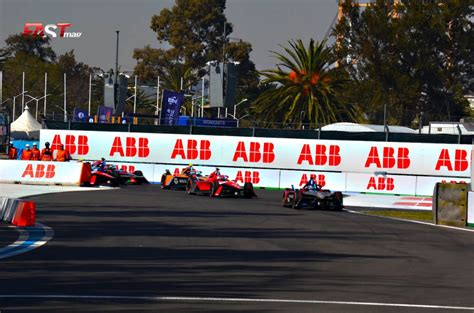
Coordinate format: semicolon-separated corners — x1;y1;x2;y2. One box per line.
12;201;36;227
80;162;92;185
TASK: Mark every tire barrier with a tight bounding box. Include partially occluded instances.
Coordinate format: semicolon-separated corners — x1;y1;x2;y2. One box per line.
433;183;469;227
0;197;36;227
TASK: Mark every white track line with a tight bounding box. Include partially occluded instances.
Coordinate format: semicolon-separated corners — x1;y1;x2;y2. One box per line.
0;223;54;259
345;209;474;233
0;295;472;310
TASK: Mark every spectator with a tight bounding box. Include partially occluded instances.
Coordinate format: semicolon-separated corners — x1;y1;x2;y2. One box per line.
21;144;33;160
40;142;53;161
55;144;72;162
8;141;18;160
31;143;41;160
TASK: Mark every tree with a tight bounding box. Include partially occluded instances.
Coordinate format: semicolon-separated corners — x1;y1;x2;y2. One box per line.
0;34;100;120
133;0;259;105
253;39;350;128
1;34;56;62
333;0;473;126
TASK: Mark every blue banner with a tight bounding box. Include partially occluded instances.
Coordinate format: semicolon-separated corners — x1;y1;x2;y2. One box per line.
73;108;88;122
192;118;238;128
161;90;184;125
98;106;114;123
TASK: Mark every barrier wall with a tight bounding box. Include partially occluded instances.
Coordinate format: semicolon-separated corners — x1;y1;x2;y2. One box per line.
40;129;472;178
0;160;88;185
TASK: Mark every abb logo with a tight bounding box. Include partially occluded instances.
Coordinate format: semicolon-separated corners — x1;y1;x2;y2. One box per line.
232;142;275;163
113;164;136;172
234;170;260;184
51;134;89;155
171;139;211;160
110;137;150;158
364;147;410;169
299;173;326;187
297;144;341;166
367;177;394;191
435;149;469;171
22;164;55;179
441;179;467;184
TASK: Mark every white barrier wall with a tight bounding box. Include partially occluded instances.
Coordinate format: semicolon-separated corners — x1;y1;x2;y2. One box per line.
0;160;86;185
40;130;472;178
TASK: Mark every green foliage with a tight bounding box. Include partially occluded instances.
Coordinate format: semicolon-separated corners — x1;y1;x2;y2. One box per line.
133;0;259;103
253;39;351;128
0;34;100;119
333;0;473;126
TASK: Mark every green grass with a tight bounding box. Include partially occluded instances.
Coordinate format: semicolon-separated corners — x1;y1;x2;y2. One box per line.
360;210;433;222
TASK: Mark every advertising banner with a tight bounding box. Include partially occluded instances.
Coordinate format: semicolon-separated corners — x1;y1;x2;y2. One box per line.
345;173;417;195
73;108;88;122
39;129;472;178
98;106;113;123
161;90;184;125
0;160;86;185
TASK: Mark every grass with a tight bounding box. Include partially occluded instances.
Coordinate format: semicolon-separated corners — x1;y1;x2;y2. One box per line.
359;210;433;222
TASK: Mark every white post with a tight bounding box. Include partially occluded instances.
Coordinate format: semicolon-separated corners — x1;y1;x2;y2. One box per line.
44;72;47;118
155;76;161;125
63;73;67;122
0;71;2;105
21;71;25;112
180;77;183;91
225;107;228;118
88;73;92;115
133;75;137;114
13;97;16;121
201;77;205;118
35;99;39;120
159;91;163;124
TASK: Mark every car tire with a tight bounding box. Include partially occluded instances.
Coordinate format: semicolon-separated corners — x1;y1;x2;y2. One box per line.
161;174;169;189
209;182;218;197
186;179;196;195
292;192;301;210
243;182;254;198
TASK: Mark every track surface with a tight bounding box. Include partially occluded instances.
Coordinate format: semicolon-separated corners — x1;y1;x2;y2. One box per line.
0;185;473;312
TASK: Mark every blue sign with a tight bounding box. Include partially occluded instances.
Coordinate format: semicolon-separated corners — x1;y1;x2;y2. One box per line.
73;108;88;122
98;106;113;123
161;90;184;125
192;118;237;128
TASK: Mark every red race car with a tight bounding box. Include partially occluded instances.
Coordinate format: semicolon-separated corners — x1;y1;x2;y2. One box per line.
186;171;256;198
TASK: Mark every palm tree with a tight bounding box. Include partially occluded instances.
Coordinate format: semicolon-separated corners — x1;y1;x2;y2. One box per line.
253;39;349;128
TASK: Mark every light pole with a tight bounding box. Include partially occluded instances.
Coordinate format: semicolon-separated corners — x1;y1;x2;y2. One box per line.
233;98;248;120
12;91;28;121
26;94;51;119
227;113;249;127
114;30;120;112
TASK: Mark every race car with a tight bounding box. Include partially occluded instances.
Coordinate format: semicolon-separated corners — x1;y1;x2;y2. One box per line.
281;185;343;210
89;160;149;186
161;167;206;189
186;173;257;198
89;167;120;187
106;165;149;185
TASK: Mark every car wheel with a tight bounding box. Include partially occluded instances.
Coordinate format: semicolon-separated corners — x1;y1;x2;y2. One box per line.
243;182;254;198
209;182;218;197
186;179;196;195
292;193;301;210
161;174;169;189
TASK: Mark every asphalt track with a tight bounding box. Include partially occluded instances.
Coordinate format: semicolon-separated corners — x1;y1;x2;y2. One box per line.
0;185;473;312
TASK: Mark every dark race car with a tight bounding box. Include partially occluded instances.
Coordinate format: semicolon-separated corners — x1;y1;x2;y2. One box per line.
106;165;149;185
161;168;206;190
281;185;343;210
186;173;257;198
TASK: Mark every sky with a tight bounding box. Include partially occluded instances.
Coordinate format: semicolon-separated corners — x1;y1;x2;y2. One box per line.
0;0;339;72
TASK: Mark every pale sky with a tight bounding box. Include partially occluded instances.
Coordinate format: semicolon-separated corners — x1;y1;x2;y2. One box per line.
0;0;339;72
